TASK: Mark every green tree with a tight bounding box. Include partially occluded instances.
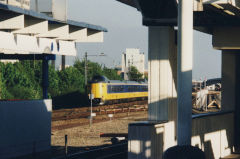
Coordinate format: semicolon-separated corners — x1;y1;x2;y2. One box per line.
48;65;60;97
58;66;85;94
128;66;144;82
0;59;123;100
74;59;122;81
0;62;7;99
103;67;122;80
1;61;42;99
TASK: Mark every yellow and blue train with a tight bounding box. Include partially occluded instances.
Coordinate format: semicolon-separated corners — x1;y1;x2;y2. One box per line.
90;75;148;105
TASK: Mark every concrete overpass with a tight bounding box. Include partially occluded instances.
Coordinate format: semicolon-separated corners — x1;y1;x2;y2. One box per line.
115;0;240;158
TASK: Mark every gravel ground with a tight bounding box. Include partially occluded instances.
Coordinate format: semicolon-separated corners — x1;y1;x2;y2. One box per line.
51;111;148;148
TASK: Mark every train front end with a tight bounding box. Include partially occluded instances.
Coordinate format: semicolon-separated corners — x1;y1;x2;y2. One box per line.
90;75;107;105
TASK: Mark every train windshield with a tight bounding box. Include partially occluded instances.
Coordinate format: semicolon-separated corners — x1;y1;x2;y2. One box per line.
91;75;107;83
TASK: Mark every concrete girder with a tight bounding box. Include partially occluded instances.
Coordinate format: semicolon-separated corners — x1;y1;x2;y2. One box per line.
193;0;240;11
74;28;104;43
0;13;104;42
12;20;48;35
69;27;87;41
0;1;106;58
0;14;24;29
0;31;77;56
122;0;240;33
212;27;240;49
86;29;104;42
202;0;240;7
37;23;69;38
0;11;103;55
0;1;107;44
134;0;178;26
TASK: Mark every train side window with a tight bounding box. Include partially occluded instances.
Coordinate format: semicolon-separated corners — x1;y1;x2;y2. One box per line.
131;86;134;92
113;86;116;92
116;86;119;92
127;86;131;92
120;86;123;92
107;85;111;93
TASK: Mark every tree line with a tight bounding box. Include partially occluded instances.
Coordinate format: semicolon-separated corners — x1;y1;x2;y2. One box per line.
0;59;145;100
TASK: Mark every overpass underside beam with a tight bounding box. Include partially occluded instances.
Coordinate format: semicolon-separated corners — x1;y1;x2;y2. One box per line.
133;1;240;35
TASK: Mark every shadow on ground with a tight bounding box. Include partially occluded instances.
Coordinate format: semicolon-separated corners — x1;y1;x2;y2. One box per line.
51;142;128;159
16;142;127;159
52;91;90;110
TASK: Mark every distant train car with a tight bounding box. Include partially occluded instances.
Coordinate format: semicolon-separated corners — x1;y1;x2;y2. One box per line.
90;75;148;105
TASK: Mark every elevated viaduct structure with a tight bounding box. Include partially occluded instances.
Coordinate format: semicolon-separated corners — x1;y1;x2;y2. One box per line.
116;0;240;158
0;1;107;158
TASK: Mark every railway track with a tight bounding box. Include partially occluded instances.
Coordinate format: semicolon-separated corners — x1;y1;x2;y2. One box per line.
52;100;148;131
52;100;147;121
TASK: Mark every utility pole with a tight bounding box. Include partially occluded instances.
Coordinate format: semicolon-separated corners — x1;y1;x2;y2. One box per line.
128;59;131;80
85;52;88;86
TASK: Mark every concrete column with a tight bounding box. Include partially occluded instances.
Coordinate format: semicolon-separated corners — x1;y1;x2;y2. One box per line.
221;51;237;111
148;26;177;121
128;26;178;159
221;51;240;149
235;53;240;149
177;0;193;145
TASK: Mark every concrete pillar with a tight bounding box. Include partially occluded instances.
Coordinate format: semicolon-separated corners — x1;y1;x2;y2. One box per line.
221;51;237;111
212;27;240;149
177;0;193;145
128;26;178;159
221;51;240;149
235;53;240;149
148;26;177;121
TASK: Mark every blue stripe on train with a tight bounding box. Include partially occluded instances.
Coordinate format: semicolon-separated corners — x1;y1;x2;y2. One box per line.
107;85;148;94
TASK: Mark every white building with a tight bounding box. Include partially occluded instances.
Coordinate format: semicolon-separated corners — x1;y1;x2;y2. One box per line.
121;48;145;80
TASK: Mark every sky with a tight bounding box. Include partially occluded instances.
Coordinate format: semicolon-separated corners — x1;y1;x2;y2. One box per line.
58;0;222;80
